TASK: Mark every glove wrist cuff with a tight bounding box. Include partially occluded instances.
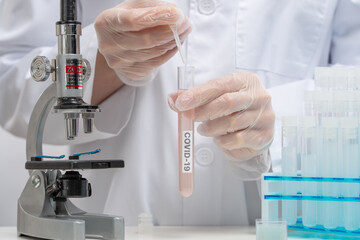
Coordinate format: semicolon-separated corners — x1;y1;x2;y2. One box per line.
115;68;159;87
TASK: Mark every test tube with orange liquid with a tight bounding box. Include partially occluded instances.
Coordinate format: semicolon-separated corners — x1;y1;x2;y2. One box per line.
178;66;195;197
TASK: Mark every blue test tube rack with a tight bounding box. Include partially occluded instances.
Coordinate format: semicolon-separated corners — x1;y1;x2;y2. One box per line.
261;173;360;236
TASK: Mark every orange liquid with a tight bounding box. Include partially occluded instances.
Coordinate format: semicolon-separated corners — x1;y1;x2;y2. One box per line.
178;89;194;197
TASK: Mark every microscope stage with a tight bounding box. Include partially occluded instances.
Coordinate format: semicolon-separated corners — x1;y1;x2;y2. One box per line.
25;159;124;170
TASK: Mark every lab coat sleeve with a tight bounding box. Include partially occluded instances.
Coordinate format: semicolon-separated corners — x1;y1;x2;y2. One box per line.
0;1;136;145
330;0;360;65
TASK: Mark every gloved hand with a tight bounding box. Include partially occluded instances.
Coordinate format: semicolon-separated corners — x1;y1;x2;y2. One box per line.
94;0;191;86
168;72;275;162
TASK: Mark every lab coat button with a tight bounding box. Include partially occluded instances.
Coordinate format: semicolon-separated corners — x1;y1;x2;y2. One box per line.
198;0;216;15
196;147;214;166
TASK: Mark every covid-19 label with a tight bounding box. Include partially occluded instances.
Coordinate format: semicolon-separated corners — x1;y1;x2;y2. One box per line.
182;131;193;173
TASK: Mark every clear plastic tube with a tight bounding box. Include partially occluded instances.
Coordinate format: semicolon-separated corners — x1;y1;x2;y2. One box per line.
312;91;332;226
281;117;298;225
300;116;317;227
178;66;195;197
322;117;340;229
341;117;360;231
170;25;187;64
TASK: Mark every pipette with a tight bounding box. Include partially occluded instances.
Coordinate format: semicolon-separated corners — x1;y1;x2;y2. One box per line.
170;25;187;64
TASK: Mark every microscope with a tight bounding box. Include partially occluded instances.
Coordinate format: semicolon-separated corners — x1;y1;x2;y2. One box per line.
17;0;125;239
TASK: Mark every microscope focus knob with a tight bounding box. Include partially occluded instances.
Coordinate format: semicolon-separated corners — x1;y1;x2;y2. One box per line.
82;58;91;82
30;56;54;82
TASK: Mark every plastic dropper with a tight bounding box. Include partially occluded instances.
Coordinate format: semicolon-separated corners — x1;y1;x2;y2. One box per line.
170;25;187;64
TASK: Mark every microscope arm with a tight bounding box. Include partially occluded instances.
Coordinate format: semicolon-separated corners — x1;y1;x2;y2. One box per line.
26;83;56;162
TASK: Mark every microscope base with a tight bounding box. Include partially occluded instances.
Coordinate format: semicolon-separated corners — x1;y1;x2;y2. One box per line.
17;170;124;240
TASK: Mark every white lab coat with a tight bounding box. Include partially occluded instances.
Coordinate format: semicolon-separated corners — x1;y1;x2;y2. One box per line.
1;0;360;226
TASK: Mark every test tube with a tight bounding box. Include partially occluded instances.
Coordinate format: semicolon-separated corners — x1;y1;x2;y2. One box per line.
333;91;350;118
355;92;360;178
300;116;317;227
312;91;332;227
322;117;340;229
341;117;360;231
332;91;348;228
178;66;195;197
281;117;298;225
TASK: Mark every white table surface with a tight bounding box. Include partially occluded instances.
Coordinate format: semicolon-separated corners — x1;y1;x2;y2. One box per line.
2;226;255;240
0;226;357;240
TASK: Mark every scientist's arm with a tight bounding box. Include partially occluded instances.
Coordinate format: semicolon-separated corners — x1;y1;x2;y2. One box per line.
168;72;275;180
92;1;191;105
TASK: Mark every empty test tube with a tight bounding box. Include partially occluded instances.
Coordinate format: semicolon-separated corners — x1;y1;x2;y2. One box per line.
341;117;360;231
178;66;195;197
281;117;298;225
322;117;340;229
350;92;360;190
312;91;332;226
300;116;317;227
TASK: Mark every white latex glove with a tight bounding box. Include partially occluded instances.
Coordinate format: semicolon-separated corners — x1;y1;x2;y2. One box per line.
94;0;191;86
168;72;275;162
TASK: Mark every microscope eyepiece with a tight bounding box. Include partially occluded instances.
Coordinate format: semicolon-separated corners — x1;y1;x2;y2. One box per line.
60;0;77;22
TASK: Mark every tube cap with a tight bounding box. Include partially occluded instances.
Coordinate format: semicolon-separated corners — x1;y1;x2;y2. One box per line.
300;116;316;127
333;91;350;101
313;91;332;101
304;91;314;102
282;116;297;127
314;67;329;88
332;66;348;89
353;91;360;101
341;117;357;128
322;117;338;128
